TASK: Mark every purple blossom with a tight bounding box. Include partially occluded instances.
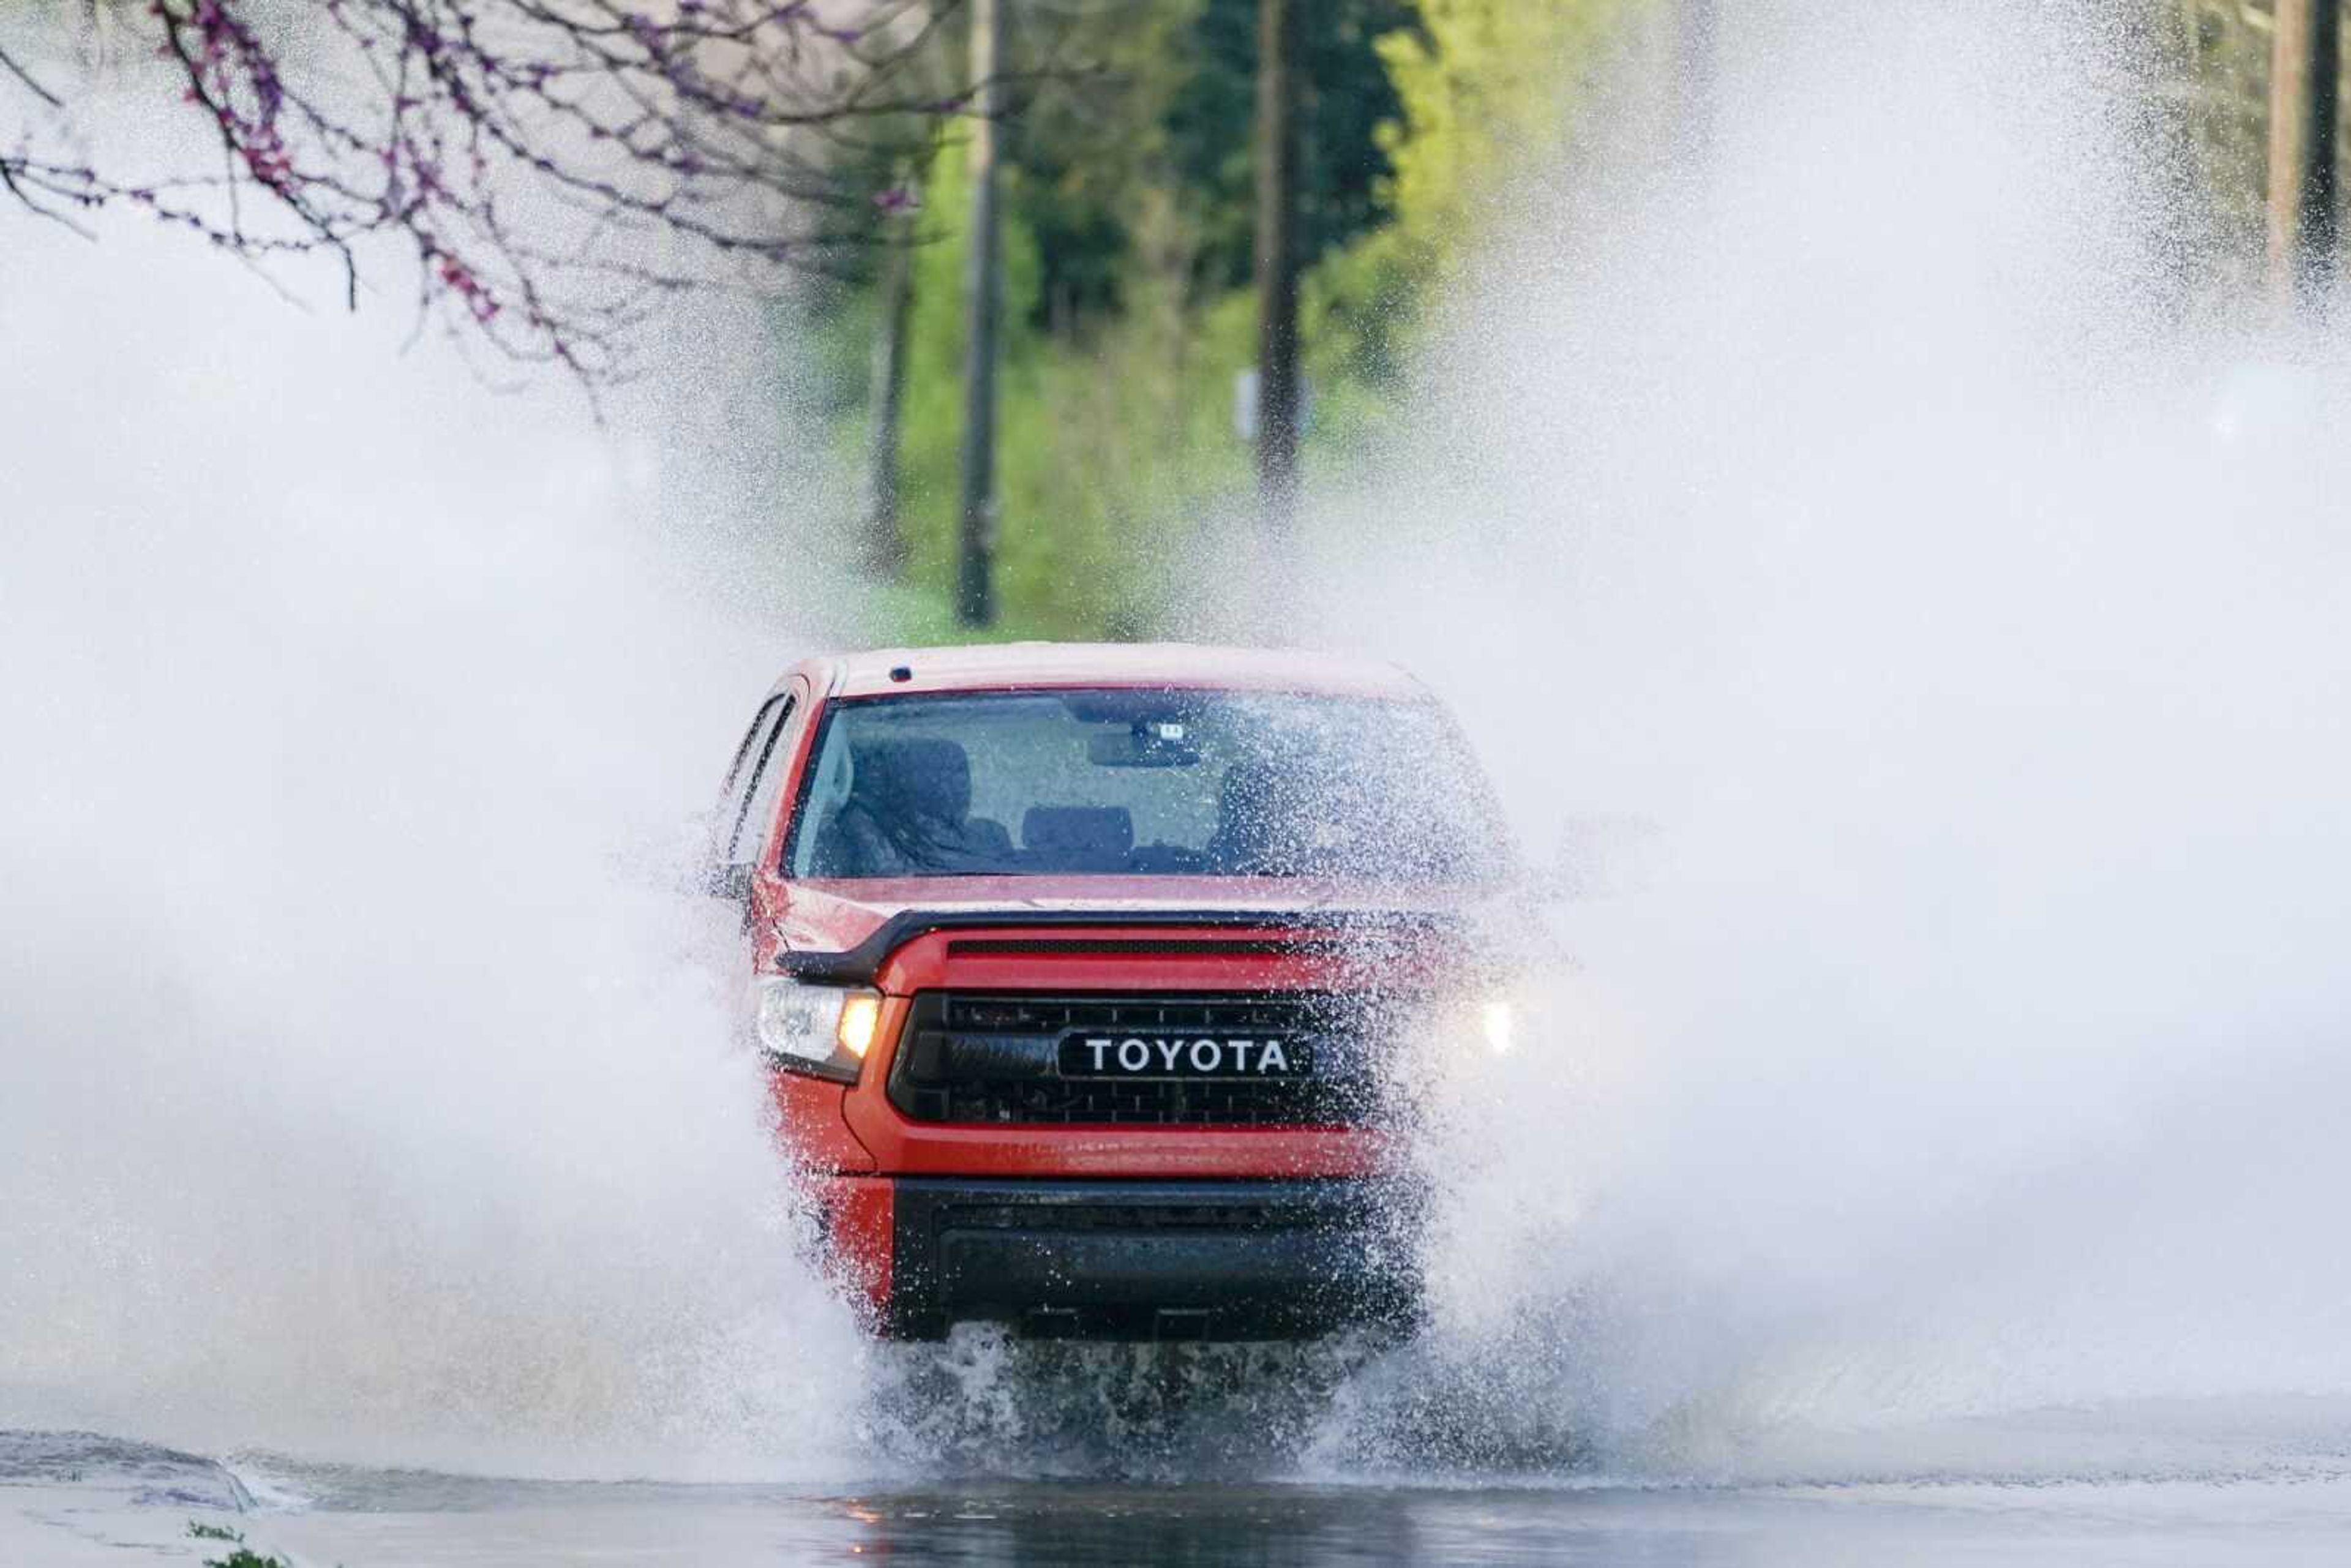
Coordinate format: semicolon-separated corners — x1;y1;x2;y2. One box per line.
8;0;972;382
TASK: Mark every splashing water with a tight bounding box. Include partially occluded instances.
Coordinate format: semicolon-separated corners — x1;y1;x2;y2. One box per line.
1277;0;2351;1482
0;160;878;1477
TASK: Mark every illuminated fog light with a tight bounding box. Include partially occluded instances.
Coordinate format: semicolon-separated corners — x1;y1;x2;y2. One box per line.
1481;1000;1516;1056
837;992;882;1059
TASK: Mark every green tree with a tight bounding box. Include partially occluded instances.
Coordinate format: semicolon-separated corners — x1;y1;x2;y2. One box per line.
830;0;1637;641
1374;0;1627;290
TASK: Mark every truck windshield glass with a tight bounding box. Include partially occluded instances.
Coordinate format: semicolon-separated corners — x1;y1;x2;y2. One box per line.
786;688;1507;882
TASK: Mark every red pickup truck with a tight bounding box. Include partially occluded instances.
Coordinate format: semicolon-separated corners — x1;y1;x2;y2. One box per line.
705;642;1517;1340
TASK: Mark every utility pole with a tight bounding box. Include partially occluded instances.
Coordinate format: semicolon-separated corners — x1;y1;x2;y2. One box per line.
955;0;1003;626
1253;0;1301;538
2267;0;2340;309
864;179;916;578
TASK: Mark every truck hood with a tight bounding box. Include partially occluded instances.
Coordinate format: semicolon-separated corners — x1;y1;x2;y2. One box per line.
771;875;1506;981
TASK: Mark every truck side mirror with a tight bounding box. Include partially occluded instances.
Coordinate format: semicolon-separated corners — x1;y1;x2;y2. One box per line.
703;861;754;902
683;810;752;904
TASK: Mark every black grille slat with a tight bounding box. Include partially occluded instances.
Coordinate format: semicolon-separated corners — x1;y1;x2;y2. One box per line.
942;994;1325;1037
891;991;1390;1128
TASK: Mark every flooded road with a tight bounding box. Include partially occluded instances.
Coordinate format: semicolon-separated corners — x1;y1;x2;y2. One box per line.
245;1476;2351;1567
16;1428;2351;1566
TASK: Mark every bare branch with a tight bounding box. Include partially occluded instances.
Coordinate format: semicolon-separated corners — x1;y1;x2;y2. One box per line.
0;0;1003;380
0;39;64;108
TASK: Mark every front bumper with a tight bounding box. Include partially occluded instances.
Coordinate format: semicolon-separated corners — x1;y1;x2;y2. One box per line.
844;1176;1421;1341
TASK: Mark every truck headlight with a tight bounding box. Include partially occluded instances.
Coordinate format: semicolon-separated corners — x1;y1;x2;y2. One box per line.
756;978;883;1081
1480;999;1516;1056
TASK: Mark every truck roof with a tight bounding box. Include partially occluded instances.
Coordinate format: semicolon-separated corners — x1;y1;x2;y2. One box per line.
809;642;1431;702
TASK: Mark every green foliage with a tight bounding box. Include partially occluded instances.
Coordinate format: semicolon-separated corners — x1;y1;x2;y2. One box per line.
1158;0;1425;292
186;1521;291;1568
992;0;1422;326
828;0;1635;642
1372;0;1629;291
872;136;1254;642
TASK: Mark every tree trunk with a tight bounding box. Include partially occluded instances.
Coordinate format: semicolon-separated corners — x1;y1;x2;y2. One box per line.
865;192;915;579
956;0;1003;628
2268;0;2341;309
1253;0;1301;539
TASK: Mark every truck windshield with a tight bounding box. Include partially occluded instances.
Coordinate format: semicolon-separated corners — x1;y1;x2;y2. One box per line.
786;688;1507;882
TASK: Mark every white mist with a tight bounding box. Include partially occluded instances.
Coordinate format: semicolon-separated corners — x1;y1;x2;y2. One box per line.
0;174;869;1478
1298;0;2351;1479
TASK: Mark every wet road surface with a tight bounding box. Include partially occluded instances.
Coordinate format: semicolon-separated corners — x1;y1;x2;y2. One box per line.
15;1433;2351;1566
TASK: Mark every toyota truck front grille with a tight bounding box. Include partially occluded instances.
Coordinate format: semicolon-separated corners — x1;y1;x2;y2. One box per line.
887;991;1397;1127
